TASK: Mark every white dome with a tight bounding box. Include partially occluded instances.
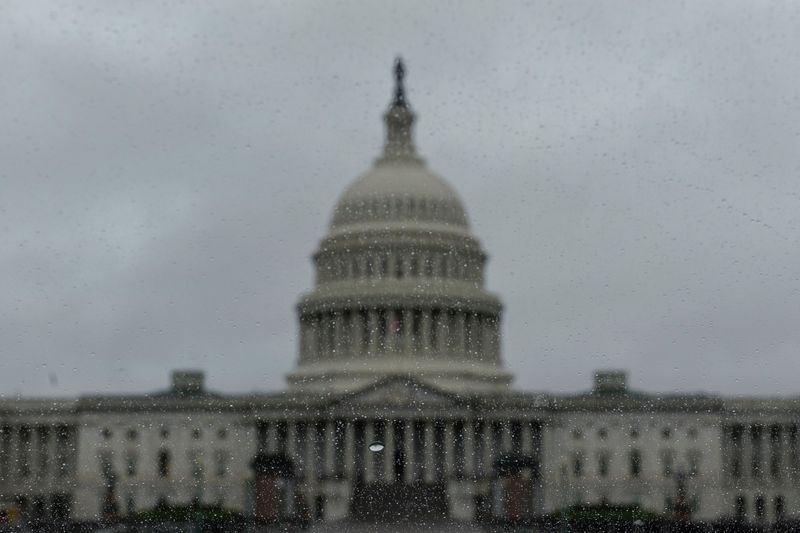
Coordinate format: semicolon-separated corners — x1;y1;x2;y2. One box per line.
330;158;469;232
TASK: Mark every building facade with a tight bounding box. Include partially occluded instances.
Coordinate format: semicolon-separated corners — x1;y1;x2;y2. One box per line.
1;61;798;526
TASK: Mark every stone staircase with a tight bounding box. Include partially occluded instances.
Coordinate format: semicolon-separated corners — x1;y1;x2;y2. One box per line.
350;481;448;522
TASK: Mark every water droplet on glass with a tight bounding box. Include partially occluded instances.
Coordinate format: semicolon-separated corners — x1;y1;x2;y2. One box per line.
368;442;384;452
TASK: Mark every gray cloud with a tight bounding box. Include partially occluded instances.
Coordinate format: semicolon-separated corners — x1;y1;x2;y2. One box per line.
1;0;799;397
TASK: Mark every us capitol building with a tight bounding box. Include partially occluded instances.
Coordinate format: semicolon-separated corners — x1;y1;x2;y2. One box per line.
1;61;798;527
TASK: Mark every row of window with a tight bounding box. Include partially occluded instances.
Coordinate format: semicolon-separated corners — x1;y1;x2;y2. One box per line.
100;427;228;441
316;249;482;283
735;494;786;522
332;197;466;228
571;426;699;440
569;448;701;479
99;448;229;480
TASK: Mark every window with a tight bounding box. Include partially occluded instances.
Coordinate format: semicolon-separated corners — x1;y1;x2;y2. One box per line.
126;452;137;477
192;428;202;439
215;450;228;477
598;451;610;478
101;428;112;440
189;450;203;479
126;429;138;441
775;496;785;521
661;427;671;439
735;495;747;522
158;449;170;478
755;495;765;521
572;452;583;477
598;427;608;439
217;428;228;440
99;450;113;481
661;449;674;478
629;449;642;478
687;449;701;477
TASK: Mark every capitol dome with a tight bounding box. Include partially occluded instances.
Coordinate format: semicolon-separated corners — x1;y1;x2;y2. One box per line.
329;66;469;236
288;59;512;394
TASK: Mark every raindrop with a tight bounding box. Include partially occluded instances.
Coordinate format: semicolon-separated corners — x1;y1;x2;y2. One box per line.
368;442;385;452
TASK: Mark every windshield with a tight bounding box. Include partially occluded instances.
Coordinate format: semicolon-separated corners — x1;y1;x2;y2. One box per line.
1;1;798;531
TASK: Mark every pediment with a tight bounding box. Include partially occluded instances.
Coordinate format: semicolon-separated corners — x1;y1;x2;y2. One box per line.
338;377;460;409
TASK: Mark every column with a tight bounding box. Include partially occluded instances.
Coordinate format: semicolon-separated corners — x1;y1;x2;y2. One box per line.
440;311;451;356
368;310;378;354
305;423;317;483
481;317;492;362
33;426;44;479
365;422;376;483
789;424;800;481
521;422;533;455
502;420;512;453
483;422;494;477
741;424;752;482
384;421;395;482
489;317;500;361
266;421;278;454
424;422;435;483
325;421;335;477
720;425;731;481
387;309;398;353
404;420;415;484
444;421;454;479
464;419;475;479
298;320;307;362
311;315;321;361
286;421;297;465
402;309;413;355
345;422;355;480
332;312;342;356
47;425;57;481
782;424;792;484
421;310;432;355
8;425;17;480
454;311;466;357
353;311;363;356
29;426;39;479
429;310;440;353
470;315;481;358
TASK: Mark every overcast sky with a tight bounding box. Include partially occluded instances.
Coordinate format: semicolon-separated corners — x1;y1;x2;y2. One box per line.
1;1;799;398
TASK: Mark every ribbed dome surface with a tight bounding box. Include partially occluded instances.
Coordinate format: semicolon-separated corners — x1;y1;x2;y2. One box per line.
330;159;469;232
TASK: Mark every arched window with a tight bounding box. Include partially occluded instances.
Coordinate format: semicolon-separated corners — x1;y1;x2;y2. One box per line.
157;449;170;478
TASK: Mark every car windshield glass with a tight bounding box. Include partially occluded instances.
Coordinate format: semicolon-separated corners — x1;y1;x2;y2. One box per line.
2;1;798;530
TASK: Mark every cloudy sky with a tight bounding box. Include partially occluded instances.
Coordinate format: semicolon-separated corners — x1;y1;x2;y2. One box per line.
2;1;799;397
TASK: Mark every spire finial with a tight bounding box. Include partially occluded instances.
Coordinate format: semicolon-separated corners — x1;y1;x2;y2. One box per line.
379;57;420;163
393;56;406;107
